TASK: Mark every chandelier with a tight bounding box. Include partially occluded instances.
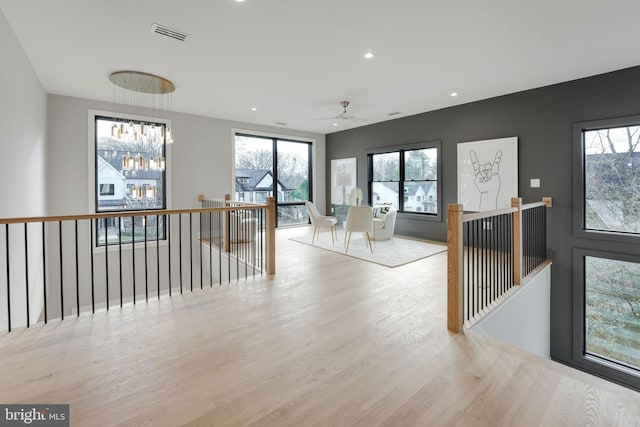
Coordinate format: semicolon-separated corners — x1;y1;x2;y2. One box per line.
109;71;175;197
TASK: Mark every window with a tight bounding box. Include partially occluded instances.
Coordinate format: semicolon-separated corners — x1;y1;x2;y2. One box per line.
234;132;313;227
584;255;639;371
368;144;439;216
583;125;640;235
573;117;640;387
99;184;114;196
94;115;168;246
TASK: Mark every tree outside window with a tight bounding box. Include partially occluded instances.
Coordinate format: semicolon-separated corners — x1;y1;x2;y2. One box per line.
584;126;640;234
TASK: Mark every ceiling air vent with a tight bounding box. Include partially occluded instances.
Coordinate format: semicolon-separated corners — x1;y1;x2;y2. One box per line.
150;23;189;42
275;122;288;126
387;111;402;116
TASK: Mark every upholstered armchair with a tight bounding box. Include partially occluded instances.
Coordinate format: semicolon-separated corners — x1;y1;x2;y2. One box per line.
371;205;397;241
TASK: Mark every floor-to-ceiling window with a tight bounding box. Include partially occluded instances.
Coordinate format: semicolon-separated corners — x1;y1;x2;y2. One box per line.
234;133;312;226
573;117;640;382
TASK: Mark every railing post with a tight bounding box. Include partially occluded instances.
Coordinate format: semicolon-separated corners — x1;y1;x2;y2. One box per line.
223;194;231;253
542;196;553;208
447;203;464;333
511;197;523;285
265;196;276;275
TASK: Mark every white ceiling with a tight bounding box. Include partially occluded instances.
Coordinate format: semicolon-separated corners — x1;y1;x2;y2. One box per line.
2;0;640;135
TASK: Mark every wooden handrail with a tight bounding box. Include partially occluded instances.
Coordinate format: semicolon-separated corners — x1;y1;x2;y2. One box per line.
199;194;265;208
200;193;276;275
265;196;276;275
511;197;523;285
447;204;464;333
463;207;517;222
223;194;231;253
0;204;269;225
521;201;547;211
447;196;552;333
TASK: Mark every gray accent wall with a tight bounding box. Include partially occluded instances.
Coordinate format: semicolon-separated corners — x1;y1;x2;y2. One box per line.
326;66;640;389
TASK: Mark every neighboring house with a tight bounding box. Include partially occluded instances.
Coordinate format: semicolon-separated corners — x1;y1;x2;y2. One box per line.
98;152;163;210
372;181;437;212
372;182;400;208
235;169;292;202
404;181;437;212
96;155;126;210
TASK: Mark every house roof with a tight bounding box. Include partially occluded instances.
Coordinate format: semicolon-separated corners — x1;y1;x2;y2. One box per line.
404;181;434;196
372;181;435;197
97;156;125;180
98;150;164;180
235;169;291;192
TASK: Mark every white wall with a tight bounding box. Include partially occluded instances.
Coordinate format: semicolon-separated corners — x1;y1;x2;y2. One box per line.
471;264;552;358
45;94;325;316
0;11;326;325
0;9;48;329
0;10;47;217
47;94;326;214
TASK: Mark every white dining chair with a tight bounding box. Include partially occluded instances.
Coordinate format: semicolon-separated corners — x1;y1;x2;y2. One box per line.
305;201;338;244
343;205;373;254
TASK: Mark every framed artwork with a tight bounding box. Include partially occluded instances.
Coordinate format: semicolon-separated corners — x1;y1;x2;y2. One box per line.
331;157;356;205
457;136;518;211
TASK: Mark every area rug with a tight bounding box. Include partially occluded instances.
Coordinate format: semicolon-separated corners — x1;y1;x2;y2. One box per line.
290;229;447;267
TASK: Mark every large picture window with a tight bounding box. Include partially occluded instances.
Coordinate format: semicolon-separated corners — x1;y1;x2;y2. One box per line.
583;125;640;235
584;255;640;371
234;132;313;227
94;115;168;246
368;144;439;215
573;116;640;388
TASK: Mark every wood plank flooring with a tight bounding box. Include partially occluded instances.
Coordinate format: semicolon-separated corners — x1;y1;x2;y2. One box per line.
0;226;638;426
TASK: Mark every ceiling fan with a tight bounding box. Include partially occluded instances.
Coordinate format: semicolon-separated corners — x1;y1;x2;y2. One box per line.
313;101;368;122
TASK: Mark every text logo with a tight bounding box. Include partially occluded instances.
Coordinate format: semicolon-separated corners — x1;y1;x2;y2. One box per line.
1;405;69;426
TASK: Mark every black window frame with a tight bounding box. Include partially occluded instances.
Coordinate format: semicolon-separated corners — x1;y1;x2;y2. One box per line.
94;114;168;247
99;183;115;196
367;140;441;221
234;132;313;227
573;115;640;244
572;248;640;388
571;115;640;391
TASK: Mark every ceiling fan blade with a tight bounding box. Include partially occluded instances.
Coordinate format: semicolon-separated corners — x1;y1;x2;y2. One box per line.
312;115;342;120
347;115;368;122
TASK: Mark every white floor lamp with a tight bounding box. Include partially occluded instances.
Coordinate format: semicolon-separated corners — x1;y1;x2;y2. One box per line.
335;172;352;205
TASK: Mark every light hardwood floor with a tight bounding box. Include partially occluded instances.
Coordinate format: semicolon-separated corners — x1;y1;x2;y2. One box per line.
0;226;638;426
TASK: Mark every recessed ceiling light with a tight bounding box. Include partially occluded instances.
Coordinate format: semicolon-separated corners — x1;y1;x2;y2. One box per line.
251;107;257;111
235;0;245;2
364;52;374;59
450;92;458;97
333;123;339;126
